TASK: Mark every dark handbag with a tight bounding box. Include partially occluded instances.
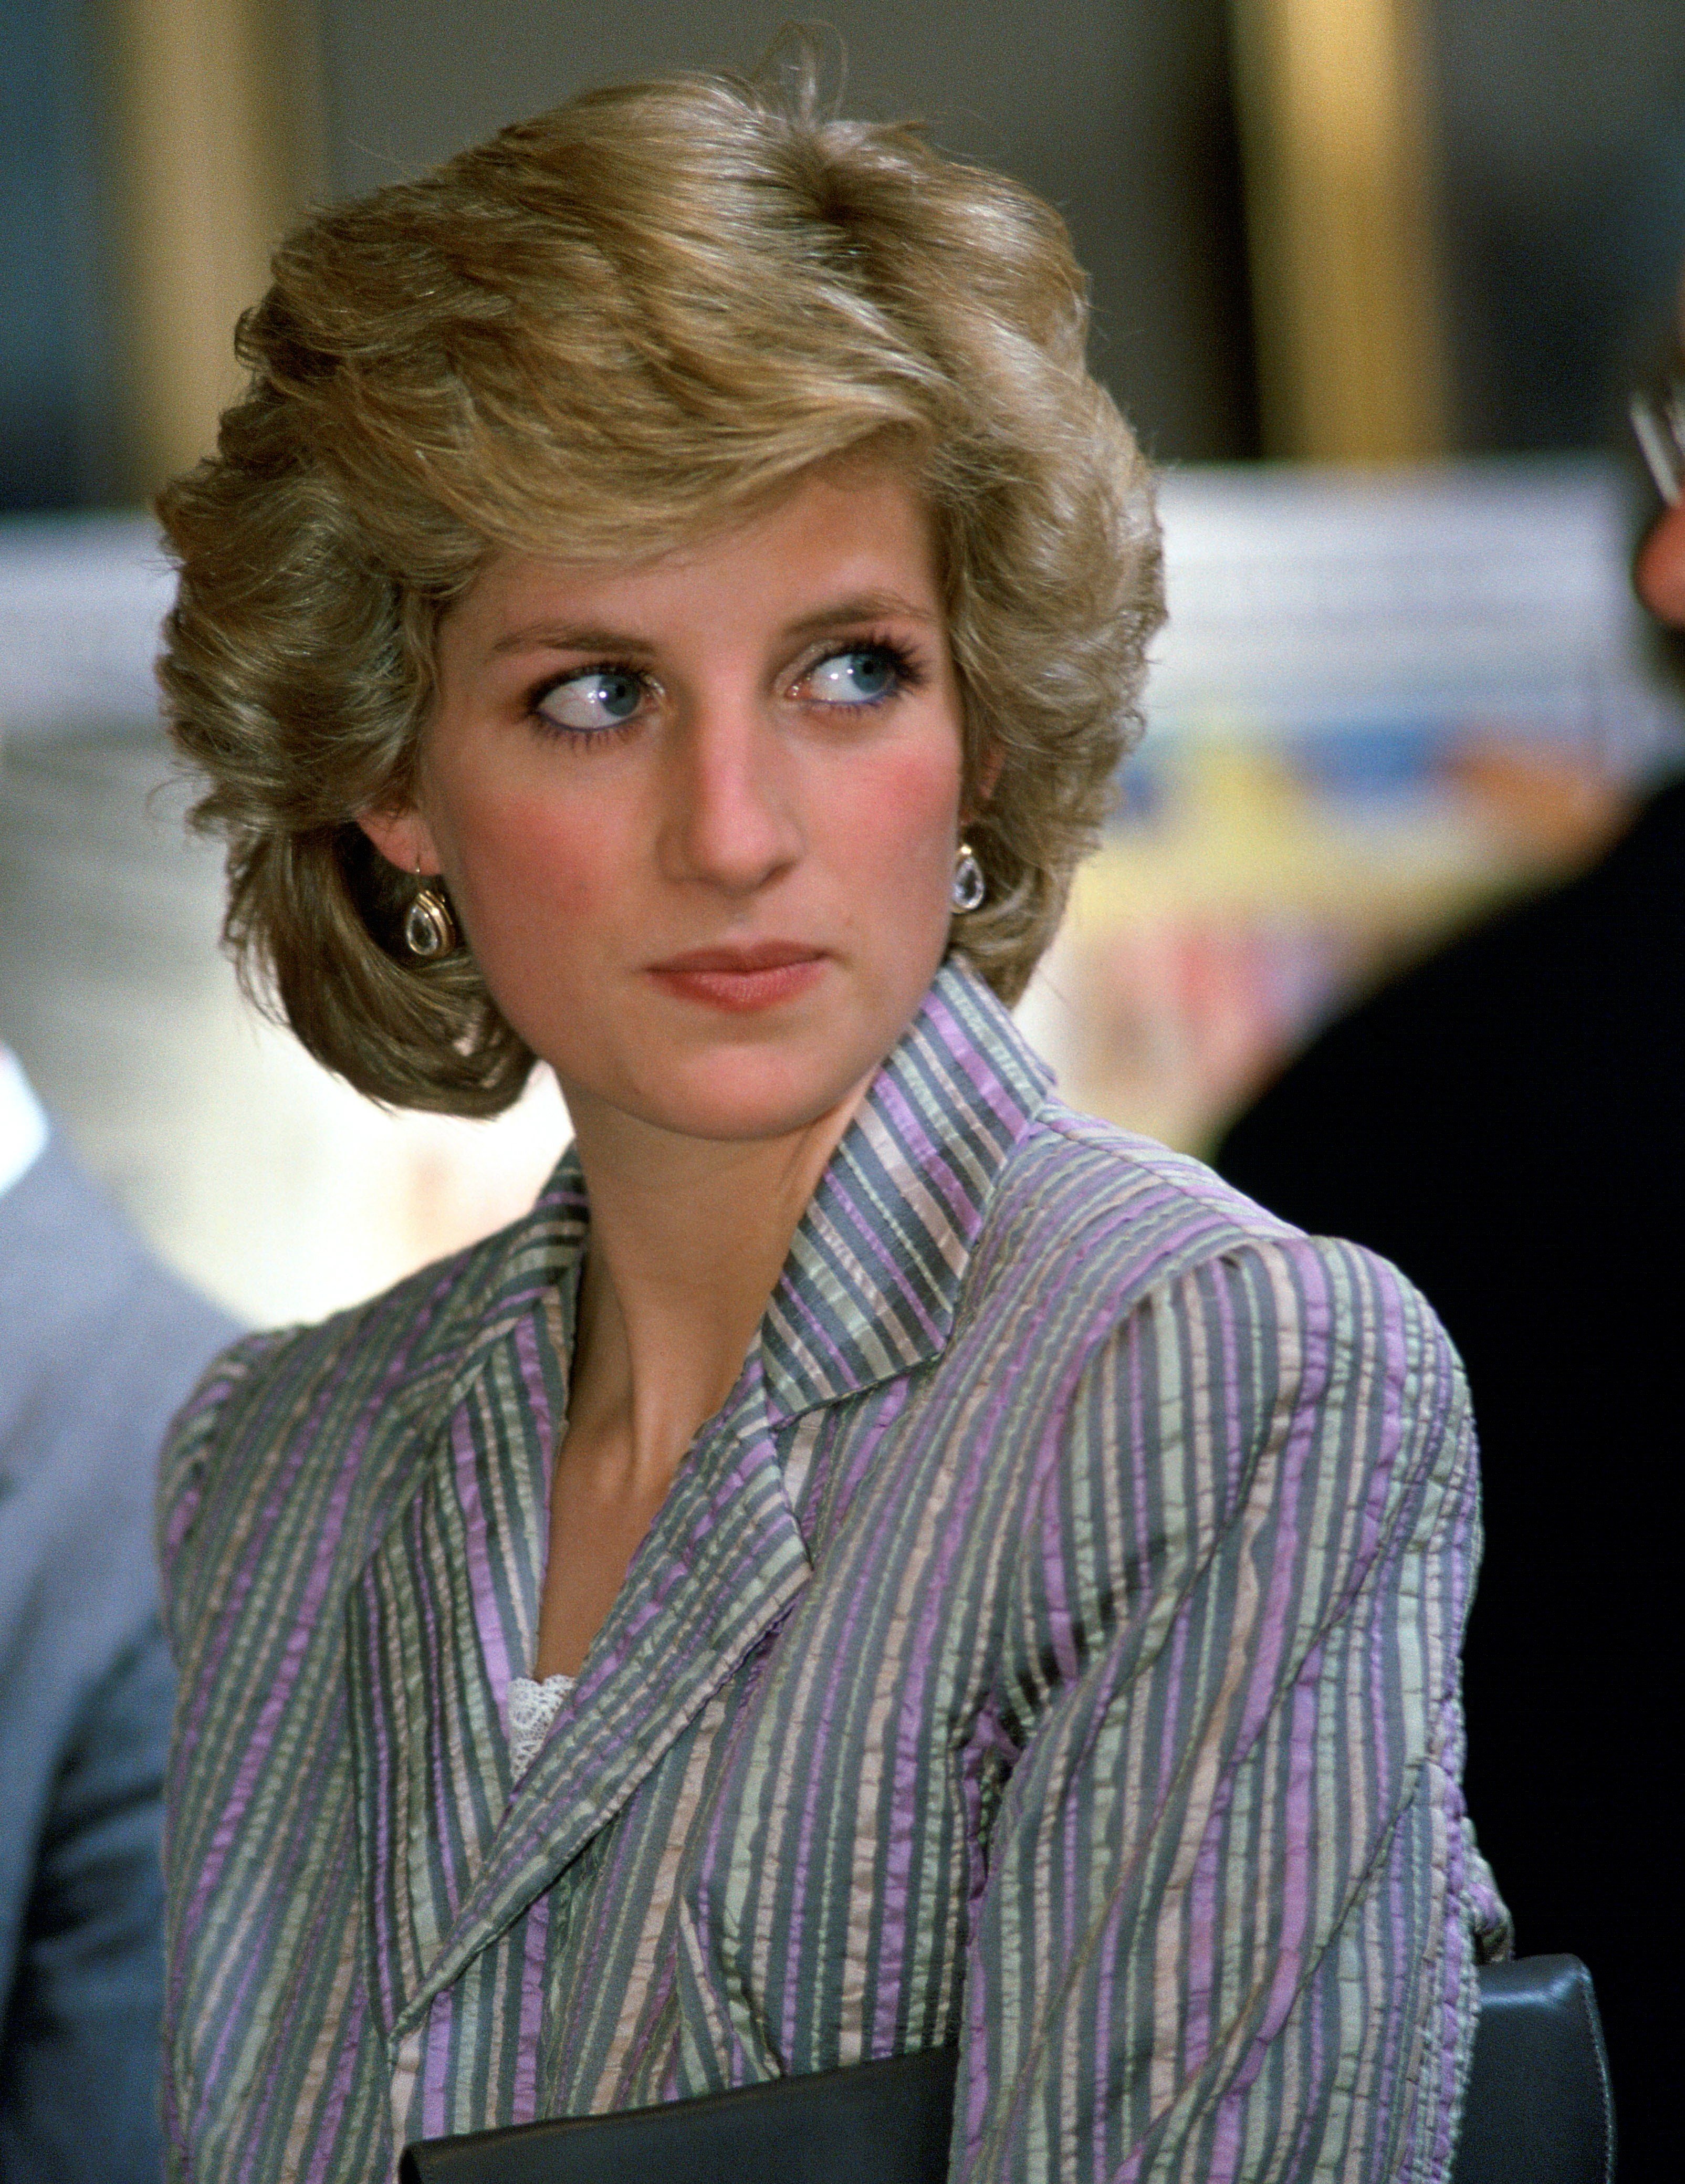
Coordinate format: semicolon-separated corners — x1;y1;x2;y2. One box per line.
397;2043;959;2184
1450;1957;1615;2184
401;1955;1614;2183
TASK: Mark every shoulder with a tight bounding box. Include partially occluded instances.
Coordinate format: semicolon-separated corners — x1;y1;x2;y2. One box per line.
0;1143;239;1726
976;1103;1470;1523
156;1173;579;1650
1;1140;233;1370
1;1140;236;1507
976;1095;1302;1314
1217;788;1685;1250
1228;785;1685;1136
976;1119;1474;1684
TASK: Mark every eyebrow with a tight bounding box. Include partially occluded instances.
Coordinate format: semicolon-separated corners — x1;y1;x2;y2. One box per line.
485;589;939;661
780;589;941;643
487;622;658;661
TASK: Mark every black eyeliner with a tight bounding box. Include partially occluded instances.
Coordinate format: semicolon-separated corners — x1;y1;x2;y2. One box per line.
800;632;928;703
524;659;652;747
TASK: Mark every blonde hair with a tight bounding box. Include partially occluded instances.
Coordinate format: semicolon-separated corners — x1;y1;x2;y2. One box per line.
158;51;1161;1114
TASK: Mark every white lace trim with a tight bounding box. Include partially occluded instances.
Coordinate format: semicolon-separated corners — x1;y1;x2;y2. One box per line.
506;1672;574;1780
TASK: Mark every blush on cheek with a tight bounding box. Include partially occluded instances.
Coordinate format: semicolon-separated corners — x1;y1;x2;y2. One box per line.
461;798;605;921
439;811;609;1046
831;745;962;866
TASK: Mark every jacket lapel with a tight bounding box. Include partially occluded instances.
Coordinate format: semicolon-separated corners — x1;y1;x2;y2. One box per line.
342;1166;584;2037
761;956;1052;1422
391;1345;810;2038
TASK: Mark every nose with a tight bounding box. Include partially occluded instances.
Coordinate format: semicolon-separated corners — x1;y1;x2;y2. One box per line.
656;695;804;896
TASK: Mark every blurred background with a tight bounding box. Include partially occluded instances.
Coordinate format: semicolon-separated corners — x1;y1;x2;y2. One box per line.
3;0;1684;1325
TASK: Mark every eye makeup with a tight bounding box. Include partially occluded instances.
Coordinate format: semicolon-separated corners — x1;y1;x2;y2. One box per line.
525;661;654;747
792;633;926;709
521;631;929;748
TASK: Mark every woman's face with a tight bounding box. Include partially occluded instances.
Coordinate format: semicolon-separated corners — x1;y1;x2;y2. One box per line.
362;464;969;1148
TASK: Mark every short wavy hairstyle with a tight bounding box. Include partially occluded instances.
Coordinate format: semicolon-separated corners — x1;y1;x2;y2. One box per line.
158;50;1162;1115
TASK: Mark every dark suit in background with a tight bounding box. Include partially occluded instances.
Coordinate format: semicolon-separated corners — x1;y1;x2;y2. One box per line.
1217;779;1685;2182
1;1132;234;2182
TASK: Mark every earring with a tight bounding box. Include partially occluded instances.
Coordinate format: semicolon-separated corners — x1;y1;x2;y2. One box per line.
403;869;457;960
951;840;986;914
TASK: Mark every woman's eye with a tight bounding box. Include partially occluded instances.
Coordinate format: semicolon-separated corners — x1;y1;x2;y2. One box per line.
805;647;900;706
533;668;645;735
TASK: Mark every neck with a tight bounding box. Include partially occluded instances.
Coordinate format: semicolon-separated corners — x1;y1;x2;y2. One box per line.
563;1076;872;1482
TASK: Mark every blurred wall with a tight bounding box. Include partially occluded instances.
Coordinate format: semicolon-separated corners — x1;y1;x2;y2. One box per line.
0;0;323;511
7;0;1685;511
1232;0;1451;461
0;0;121;506
102;0;325;492
1429;0;1685;451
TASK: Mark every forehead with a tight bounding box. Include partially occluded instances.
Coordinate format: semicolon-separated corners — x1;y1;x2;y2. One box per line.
450;463;942;649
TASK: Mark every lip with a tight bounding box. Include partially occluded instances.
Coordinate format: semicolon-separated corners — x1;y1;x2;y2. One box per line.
646;941;829;1013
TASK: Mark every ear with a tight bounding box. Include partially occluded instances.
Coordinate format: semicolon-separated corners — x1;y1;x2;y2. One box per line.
965;740;1006;819
355;803;445;878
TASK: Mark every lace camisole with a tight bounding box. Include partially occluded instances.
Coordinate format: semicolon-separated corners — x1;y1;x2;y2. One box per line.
506;1673;574;1781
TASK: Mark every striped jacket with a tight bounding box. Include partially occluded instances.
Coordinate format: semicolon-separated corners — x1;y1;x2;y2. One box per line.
159;958;1507;2182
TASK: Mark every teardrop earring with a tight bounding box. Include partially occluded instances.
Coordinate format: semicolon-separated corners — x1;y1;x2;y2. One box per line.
403;866;458;960
951;841;986;914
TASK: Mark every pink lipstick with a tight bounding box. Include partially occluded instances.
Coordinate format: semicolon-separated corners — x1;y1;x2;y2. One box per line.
646;942;828;1013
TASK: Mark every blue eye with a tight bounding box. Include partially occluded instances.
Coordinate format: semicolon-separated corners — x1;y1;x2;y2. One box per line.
534;667;645;735
807;647;899;705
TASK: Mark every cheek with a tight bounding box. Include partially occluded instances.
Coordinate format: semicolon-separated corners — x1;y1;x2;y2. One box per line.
824;742;962;883
446;784;617;940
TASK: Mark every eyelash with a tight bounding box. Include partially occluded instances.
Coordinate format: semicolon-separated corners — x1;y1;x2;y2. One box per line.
525;660;648;751
819;633;925;700
522;633;926;748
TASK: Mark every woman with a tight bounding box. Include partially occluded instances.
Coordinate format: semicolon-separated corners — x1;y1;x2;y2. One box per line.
156;57;1505;2183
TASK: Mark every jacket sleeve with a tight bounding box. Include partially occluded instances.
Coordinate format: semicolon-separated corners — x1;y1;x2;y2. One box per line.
954;1234;1509;2183
155;1329;291;1665
0;1624;173;2184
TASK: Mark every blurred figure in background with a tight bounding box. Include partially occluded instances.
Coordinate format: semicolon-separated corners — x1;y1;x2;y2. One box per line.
1218;317;1685;2180
0;1042;233;2181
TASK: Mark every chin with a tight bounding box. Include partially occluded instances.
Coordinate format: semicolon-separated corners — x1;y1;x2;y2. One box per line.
645;1082;857;1147
624;1043;877;1146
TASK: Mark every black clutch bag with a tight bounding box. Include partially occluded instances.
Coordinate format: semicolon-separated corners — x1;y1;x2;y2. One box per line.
397;2043;959;2184
401;1956;1615;2184
1449;1957;1614;2184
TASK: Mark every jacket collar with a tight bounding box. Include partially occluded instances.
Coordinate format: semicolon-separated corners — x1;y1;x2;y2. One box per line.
379;955;1053;1457
760;956;1052;1422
